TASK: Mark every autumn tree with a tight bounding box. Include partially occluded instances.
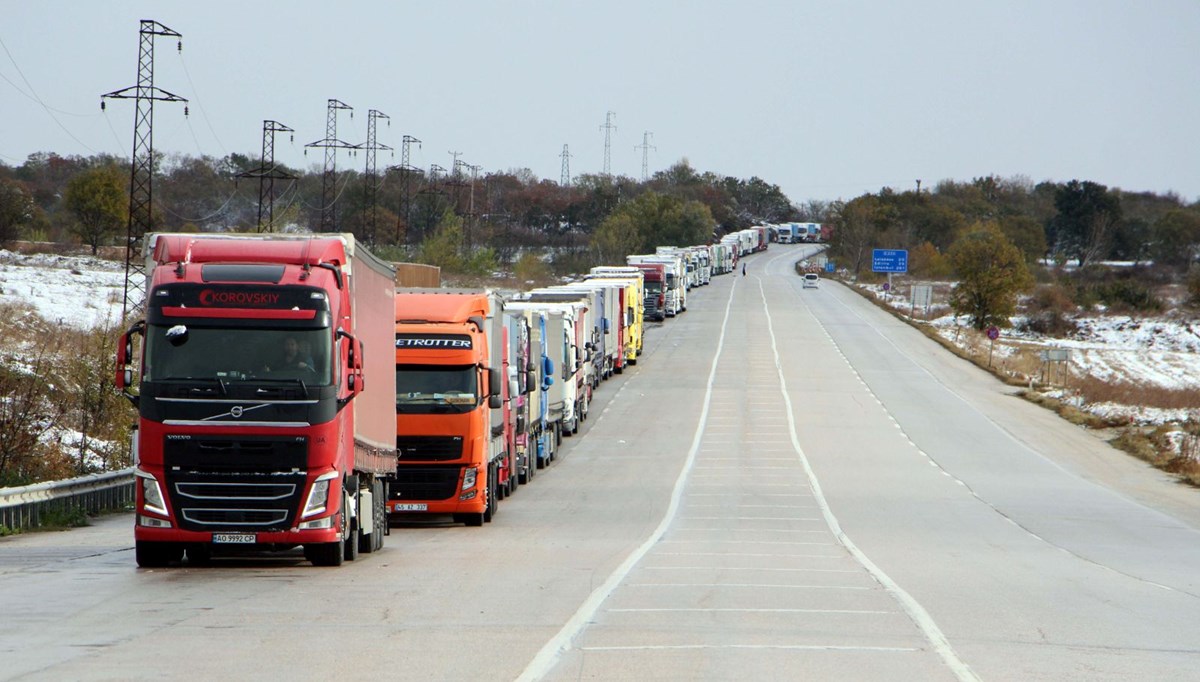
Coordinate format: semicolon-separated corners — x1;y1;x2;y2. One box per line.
0;177;35;244
948;223;1034;330
1149;209;1200;271
0;337;71;486
60;323;134;473
1049;180;1122;267
830;195;882;276
64;165;125;254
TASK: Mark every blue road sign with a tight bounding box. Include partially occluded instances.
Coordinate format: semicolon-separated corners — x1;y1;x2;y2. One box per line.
872;249;908;273
824;262;835;273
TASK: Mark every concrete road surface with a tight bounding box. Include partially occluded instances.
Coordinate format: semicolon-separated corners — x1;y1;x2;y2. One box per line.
2;244;1198;681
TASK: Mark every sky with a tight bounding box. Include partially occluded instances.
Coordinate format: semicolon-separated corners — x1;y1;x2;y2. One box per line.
3;1;1200;205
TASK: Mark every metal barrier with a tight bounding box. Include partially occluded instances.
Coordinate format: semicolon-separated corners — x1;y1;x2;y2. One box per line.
0;468;135;531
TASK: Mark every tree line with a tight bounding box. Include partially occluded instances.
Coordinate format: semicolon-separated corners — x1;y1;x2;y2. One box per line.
0;151;801;271
825;176;1200;330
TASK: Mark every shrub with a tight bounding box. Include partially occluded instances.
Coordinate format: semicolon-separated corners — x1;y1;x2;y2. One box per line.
1019;283;1078;336
1084;279;1163;313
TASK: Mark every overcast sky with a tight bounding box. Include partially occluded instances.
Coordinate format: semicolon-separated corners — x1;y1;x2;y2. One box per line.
4;1;1199;204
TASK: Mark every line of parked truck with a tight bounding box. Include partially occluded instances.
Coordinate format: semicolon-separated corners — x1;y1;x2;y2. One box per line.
117;232;744;567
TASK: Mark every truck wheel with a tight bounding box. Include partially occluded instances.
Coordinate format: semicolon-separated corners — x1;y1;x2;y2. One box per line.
135;541;182;568
186;544;212;566
456;512;484;527
343;492;360;562
305;542;344;567
360;480;384;554
483;466;496;523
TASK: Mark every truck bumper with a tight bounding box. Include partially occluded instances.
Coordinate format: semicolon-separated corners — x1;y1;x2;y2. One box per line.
134;519;341;546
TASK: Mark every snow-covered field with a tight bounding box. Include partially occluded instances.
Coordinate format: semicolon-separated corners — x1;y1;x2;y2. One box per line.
862;283;1200;427
0;250;132;328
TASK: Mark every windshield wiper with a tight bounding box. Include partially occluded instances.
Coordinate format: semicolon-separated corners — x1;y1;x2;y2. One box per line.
160;376;228;396
254;378;309;393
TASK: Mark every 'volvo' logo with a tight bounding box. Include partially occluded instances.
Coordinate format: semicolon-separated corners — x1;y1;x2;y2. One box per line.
230;405;244;418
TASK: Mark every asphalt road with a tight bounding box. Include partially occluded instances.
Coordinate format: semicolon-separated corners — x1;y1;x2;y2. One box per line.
2;244;1198;681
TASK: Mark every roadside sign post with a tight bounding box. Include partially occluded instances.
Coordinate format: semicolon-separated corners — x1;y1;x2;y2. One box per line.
1038;348;1072;386
872;249;907;304
986;326;999;366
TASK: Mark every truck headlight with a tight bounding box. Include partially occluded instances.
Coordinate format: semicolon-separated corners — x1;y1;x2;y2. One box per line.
136;470;168;517
302;472;340;519
461;467;477;492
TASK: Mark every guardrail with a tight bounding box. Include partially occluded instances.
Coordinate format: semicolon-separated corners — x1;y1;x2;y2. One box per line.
0;468;135;532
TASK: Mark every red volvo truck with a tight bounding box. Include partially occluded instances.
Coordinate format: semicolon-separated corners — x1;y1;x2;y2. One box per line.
116;233;397;567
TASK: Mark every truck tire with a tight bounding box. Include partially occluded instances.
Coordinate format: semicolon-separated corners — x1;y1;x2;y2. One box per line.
455;512;484;527
135;540;182;568
186;544;212;566
305;542;343;567
343;491;360;562
360;480;384;554
483;465;496;523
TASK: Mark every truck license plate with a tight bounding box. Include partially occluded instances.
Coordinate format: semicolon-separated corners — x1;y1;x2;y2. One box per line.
212;533;256;544
392;503;427;512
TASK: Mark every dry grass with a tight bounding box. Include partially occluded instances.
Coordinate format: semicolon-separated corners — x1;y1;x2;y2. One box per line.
1111;426;1200;487
1070;374;1200;411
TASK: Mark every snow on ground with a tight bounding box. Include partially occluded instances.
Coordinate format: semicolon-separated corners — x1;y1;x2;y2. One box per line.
859;283;1200;426
0;250;134;329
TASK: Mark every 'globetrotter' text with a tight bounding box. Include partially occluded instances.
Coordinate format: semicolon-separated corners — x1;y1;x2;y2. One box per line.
395;337;473;349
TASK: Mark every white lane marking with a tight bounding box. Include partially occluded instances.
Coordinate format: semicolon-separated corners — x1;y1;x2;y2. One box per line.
628;583;871;590
682;516;821;521
607;608;893;614
653;552;838;557
516;266;741;682
659;540;834;546
642;566;859;573
674;528;828;534
580;644;919;653
756;279;980;681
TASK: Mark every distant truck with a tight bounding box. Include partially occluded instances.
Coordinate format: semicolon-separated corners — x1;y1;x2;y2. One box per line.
392;289;507;526
116;233;397;567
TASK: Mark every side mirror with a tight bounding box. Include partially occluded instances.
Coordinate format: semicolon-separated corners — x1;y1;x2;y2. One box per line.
488;367;501;397
509;378;519;401
115;321;144;406
525;370;536;394
488;395;501;409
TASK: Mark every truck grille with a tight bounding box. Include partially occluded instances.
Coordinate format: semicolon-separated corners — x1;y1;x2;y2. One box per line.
166;470;307;532
390;466;461;501
161;435;309;532
396;436;463;461
181;508;290;526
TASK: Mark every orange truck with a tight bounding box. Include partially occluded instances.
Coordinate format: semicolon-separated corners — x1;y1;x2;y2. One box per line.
117;233;397;567
391;289;508;526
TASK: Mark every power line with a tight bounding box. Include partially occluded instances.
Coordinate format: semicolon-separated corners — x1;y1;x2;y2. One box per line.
560;143;572;186
357;109;392;245
1;34;100;154
385;134;421;245
600;110;616;176
176;51;229;156
236;120;296;232
304;99;354;232
635;131;656;182
101;19;188;321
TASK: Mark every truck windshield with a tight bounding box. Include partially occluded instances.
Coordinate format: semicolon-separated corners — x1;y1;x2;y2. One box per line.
396;364;477;414
645;282;663;296
144;325;332;385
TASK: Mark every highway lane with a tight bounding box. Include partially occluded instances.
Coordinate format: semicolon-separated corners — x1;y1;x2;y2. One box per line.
2;243;1199;680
